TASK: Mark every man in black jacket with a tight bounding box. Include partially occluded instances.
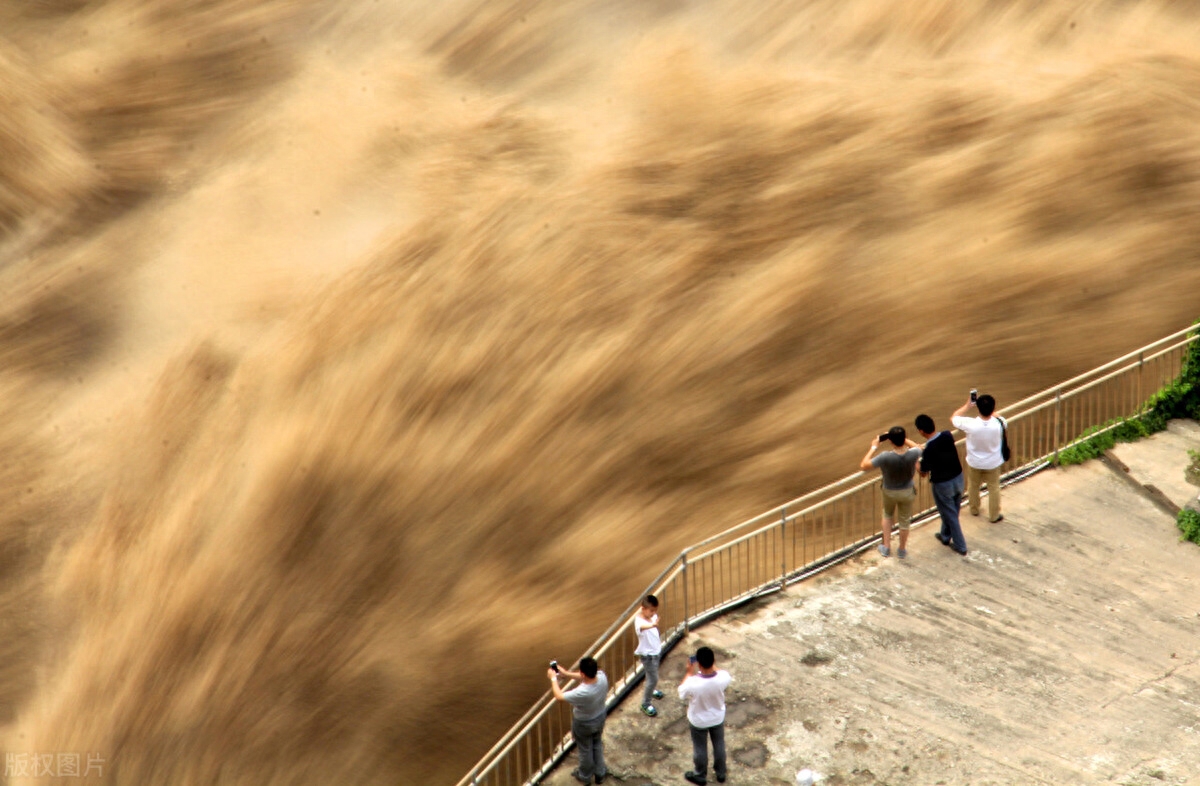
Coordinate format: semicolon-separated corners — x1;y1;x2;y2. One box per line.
915;414;968;555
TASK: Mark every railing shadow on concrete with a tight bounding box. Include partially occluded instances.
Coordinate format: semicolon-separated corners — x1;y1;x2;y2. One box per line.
457;323;1199;786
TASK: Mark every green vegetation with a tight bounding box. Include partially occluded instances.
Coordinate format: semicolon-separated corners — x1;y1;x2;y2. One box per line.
1057;323;1200;466
1178;509;1200;545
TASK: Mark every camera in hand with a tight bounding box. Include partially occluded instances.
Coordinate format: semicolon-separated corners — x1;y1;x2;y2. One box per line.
970;388;978;403
550;660;559;673
878;433;889;442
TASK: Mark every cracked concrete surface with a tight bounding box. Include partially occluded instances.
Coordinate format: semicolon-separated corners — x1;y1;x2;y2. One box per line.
544;422;1200;786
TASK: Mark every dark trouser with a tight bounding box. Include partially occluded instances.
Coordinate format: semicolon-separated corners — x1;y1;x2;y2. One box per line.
572;713;606;781
689;721;726;782
640;654;660;705
933;474;967;553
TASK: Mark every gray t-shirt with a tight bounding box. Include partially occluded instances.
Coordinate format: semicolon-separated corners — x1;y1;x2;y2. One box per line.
871;448;921;490
563;672;609;721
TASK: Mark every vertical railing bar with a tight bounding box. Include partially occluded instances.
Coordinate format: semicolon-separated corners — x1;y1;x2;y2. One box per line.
711;556;718;608
1053;389;1062;463
681;550;690;633
729;542;739;597
733;540;738;597
1137;350;1144;413
780;507;788;588
536;718;544;781
723;547;729;602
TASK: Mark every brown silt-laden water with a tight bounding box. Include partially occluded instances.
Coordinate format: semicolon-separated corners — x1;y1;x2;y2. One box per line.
1;1;1199;784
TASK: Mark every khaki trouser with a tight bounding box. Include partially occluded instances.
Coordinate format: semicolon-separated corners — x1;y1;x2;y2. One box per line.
881;486;916;531
967;465;1002;522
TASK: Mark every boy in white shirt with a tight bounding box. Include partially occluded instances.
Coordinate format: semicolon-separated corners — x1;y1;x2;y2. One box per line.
634;594;664;717
678;646;732;785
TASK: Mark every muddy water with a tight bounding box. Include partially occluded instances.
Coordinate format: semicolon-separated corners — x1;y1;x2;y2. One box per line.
1;1;1199;784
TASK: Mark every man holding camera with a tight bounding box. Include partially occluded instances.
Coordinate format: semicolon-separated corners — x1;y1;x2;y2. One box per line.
860;426;922;559
549;657;609;784
678;646;732;785
952;392;1005;523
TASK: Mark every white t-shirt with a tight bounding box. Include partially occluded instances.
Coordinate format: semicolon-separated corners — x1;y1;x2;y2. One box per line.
678;669;732;728
633;613;661;656
951;414;1005;470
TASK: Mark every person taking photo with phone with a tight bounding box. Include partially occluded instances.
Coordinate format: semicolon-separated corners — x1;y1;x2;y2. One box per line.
860;426;922;558
548;657;609;784
678;646;732;785
952;392;1006;523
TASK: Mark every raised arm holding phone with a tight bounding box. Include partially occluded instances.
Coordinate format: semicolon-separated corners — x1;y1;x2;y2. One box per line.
861;426;922;559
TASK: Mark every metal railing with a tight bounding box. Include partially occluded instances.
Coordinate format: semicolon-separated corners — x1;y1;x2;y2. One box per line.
457;324;1199;786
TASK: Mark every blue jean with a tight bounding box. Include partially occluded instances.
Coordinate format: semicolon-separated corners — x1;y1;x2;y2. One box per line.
689;721;726;782
933;475;967;553
571;713;606;781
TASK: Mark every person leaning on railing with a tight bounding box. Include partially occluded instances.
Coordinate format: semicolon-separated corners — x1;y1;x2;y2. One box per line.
861;426;922;559
548;657;609;785
951;393;1005;523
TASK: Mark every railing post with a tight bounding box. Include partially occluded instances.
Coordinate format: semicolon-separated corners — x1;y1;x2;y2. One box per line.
779;506;788;591
1053;389;1062;464
681;550;690;633
1137;350;1144;412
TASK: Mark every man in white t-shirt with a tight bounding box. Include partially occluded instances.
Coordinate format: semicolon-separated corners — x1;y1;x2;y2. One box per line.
678;646;732;785
633;594;664;717
951;392;1006;523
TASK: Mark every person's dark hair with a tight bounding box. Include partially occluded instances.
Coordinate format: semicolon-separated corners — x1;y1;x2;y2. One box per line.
579;657;598;679
977;394;996;417
644;594;658;608
696;646;715;669
915;414;935;434
887;426;906;446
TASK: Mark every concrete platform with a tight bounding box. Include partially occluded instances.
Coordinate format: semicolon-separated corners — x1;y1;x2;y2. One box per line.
545;422;1200;786
1110;419;1200;512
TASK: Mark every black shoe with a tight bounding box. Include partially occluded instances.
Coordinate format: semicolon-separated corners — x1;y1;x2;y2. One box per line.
684;772;707;785
991;514;1004;523
571;771;591;785
935;533;950;546
716;776;726;784
953;547;969;556
595;774;607;784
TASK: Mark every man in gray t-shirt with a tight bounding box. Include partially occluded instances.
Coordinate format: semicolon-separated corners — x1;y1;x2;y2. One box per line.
860;426;922;559
550;657;609;784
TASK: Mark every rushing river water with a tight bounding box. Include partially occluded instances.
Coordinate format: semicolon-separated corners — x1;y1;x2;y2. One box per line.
1;1;1199;783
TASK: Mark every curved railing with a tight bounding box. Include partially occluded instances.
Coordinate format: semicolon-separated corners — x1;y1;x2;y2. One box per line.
457;323;1199;786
